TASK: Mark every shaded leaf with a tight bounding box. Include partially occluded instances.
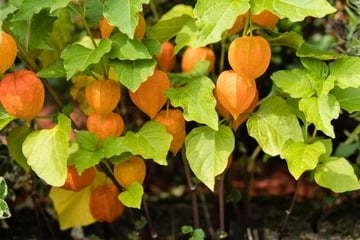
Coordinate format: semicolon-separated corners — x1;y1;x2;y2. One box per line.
315;157;360;193
28;10;56;50
12;0;51;21
118;182;144;209
166;76;218;130
247;96;304;156
37;59;66;78
280;140;326;179
103;0;149;39
185;125;234;191
7;126;33;173
296;42;340;60
22;114;71;186
50;0;71;13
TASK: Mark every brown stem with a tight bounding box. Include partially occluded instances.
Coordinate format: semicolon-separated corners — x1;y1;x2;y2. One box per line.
181;147;200;228
278;179;300;240
218;172;228;239
142;197;158;239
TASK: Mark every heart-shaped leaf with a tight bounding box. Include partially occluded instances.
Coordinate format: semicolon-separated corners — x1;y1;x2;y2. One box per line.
118;182;144;209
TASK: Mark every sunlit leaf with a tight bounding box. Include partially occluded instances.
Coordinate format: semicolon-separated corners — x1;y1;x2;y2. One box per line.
118;182;144;209
280;140;326;179
272;69;316;98
12;0;51;21
330;56;360;89
110;59;156;92
247;96;304;156
185;125;234;191
122;121;172;165
166;76;218;130
110;32;152;60
299;95;340;138
0;104;14;131
331;87;360;113
103;0;149;39
252;0;336;22
49;170;109;230
61;39;112;79
315;157;360;193
22;114;71;186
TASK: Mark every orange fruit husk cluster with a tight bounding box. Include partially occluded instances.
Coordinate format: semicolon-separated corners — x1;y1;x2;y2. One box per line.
156;41;176;72
228;35;271;80
89;184;125;222
0;69;45;122
0;31;17;74
113;156;146;189
181;46;215;73
61;165;96;192
99;13;146;40
228;10;279;35
215;70;257;120
154;109;186;155
86;112;124;142
129;69;170;119
85;78;121;117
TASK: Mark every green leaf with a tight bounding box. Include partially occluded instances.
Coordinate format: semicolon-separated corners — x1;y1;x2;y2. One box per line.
118;182;144;209
73;149;105;173
299;95;340;138
0;199;11;219
0;104;14;131
109;32;152;60
175;0;249;50
110;59;156;92
7;126;33;173
22;114;71;186
122;121;173;165
247;96;304;156
0;177;8;199
166;76;218;130
61;39;112;79
252;0;336;22
84;0;103;25
50;0;71;13
314;157;360;193
167;61;210;86
103;0;149;39
12;0;51;21
331;87;360;113
300;58;329;79
185;125;234;191
103;137;130;159
280;140;326;180
36;59;66;78
329;56;360;89
296;42;340;60
1;4;18;21
272;69;316;98
147;14;194;43
75;130;99;151
262;31;304;50
28;10;56;50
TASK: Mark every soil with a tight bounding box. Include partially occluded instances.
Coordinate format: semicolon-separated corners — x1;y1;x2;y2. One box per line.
1;159;360;240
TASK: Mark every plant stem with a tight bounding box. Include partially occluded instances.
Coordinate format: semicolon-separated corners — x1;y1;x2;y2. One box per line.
181;147;200;228
98;161;123;190
219;37;227;74
218;172;228;239
142;197;158;239
199;192;216;239
278;179;300;240
150;0;160;22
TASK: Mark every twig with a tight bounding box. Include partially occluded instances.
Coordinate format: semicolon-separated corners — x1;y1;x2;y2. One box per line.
218;172;228;239
142;198;158;239
278;179;300;240
199;192;216;239
181;147;200;228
